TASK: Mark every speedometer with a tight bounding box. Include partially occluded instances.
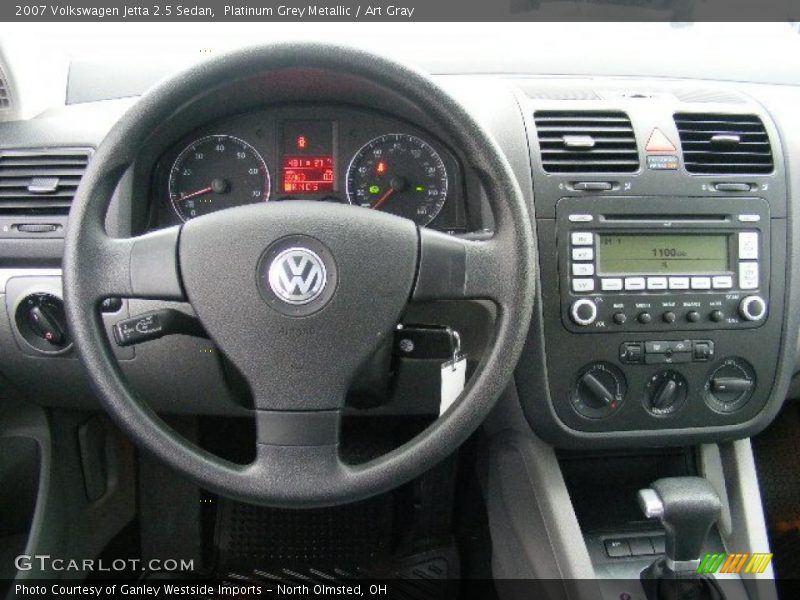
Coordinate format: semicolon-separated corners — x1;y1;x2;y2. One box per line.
346;134;448;227
169;135;270;222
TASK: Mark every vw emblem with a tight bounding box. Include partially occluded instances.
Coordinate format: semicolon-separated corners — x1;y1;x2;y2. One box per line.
267;247;327;305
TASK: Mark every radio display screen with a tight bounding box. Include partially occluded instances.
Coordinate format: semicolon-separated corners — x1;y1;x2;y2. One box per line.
597;234;729;275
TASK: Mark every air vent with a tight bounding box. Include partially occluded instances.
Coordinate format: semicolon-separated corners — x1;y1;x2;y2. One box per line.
674;113;773;175
0;69;10;110
0;148;92;214
534;111;639;173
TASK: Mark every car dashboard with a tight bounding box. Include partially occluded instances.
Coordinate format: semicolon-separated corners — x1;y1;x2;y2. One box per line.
0;49;799;451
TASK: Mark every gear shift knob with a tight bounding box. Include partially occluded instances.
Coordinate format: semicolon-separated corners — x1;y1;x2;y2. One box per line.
638;477;722;572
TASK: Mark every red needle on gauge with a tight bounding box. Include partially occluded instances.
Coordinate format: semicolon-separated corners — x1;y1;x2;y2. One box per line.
178;186;213;201
371;188;394;210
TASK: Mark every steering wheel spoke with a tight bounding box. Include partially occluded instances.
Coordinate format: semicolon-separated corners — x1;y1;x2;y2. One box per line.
91;226;185;303
413;228;509;303
255;409;341;447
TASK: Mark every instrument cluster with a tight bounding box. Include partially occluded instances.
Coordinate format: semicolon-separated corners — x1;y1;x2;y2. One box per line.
149;105;467;231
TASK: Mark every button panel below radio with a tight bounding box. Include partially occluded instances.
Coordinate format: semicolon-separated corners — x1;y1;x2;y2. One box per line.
620;339;714;365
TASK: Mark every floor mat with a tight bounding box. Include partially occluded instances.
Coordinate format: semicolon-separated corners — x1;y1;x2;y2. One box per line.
214;494;395;571
205;546;459;600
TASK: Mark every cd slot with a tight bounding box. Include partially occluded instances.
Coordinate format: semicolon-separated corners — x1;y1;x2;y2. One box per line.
600;214;731;224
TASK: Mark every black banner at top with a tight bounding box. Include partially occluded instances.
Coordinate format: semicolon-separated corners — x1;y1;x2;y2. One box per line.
5;0;800;22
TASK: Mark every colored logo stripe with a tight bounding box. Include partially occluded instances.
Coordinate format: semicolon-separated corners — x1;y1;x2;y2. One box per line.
698;552;772;574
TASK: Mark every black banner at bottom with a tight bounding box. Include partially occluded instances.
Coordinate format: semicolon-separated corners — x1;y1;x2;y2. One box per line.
3;578;798;600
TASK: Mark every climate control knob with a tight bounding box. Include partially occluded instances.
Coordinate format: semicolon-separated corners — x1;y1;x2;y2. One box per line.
704;357;756;413
645;371;688;416
739;295;767;322
570;298;598;326
571;362;626;419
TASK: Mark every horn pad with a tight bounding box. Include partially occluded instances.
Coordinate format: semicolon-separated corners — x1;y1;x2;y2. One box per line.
178;200;418;411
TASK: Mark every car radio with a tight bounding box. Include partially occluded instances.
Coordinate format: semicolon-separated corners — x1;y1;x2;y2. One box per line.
557;196;770;333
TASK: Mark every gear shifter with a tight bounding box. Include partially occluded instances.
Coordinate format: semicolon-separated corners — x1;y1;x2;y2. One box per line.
638;477;722;571
638;477;724;600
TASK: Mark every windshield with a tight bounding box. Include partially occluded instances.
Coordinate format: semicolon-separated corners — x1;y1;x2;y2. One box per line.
3;22;800;100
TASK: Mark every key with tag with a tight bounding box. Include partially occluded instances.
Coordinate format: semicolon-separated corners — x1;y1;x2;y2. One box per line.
440;330;467;416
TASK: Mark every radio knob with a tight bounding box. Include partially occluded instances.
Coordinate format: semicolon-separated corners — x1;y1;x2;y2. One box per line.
570;298;598;326
739;295;767;322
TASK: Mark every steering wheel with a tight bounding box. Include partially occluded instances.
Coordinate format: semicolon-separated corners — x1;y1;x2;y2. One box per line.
63;43;535;508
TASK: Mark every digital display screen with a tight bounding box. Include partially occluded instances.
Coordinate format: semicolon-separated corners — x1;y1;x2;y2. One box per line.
597;234;729;275
281;120;335;194
282;156;334;193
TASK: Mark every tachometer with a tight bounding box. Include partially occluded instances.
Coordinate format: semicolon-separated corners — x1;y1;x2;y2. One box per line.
346;134;448;227
168;135;270;222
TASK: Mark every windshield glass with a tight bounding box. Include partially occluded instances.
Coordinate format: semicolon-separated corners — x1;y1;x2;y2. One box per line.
3;22;800;100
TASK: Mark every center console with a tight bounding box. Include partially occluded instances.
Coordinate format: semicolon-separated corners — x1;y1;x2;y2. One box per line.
513;87;791;447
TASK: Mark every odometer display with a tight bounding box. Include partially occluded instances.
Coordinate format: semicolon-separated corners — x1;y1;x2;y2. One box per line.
346;134;449;226
169;135;270;222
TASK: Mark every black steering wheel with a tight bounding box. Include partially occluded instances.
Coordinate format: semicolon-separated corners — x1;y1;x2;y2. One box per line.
63;43;535;508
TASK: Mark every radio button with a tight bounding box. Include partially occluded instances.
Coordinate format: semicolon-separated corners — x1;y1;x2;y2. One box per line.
738;232;759;260
712;276;733;290
638;312;653;324
670;340;693;353
739;295;767;321
571;232;594;246
573;263;595;276
738;214;761;223
687;311;701;323
568;214;594;222
601;278;624;291
572;278;595;293
647;277;668;290
739;262;759;290
572;247;594;261
662;311;677;324
570;298;598;326
625;277;646;291
620;342;643;363
645;341;670;353
693;341;715;361
710;310;725;322
613;313;627;325
669;277;690;290
691;277;712;290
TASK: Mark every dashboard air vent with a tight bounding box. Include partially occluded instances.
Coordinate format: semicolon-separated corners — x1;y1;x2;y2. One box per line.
0;69;10;110
534;111;639;173
674;113;773;175
0;148;92;214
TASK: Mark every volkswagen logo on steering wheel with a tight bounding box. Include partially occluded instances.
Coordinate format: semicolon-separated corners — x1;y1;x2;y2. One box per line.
267;247;328;305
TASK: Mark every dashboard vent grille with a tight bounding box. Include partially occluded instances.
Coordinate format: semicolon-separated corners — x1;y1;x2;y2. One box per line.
534;111;639;173
674;113;773;175
0;148;92;214
0;68;10;110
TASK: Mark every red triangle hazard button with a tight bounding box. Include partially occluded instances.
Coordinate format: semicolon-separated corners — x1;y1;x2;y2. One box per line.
646;128;676;153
